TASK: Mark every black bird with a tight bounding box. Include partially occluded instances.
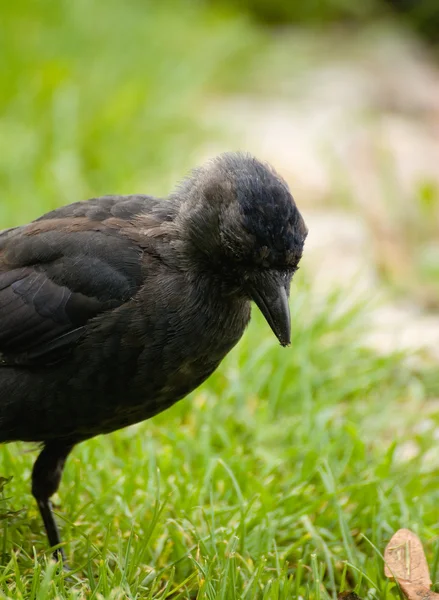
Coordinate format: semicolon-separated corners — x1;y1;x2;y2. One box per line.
0;152;307;560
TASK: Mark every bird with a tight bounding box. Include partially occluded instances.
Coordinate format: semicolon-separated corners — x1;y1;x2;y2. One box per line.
0;152;307;561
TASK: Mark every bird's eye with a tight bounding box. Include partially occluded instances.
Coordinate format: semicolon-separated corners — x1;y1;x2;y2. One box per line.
277;266;299;283
277;269;292;282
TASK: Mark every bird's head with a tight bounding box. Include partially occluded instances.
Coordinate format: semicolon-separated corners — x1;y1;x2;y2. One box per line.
171;152;308;346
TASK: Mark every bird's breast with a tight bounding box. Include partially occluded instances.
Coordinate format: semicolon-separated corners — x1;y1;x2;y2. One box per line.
80;285;251;435
136;293;250;409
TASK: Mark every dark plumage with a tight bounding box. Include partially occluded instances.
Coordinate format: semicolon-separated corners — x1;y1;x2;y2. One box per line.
0;152;307;560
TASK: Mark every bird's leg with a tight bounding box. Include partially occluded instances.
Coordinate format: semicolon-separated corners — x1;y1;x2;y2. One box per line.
31;441;73;562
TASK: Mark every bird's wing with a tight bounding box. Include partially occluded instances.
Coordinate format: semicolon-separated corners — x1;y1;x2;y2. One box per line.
0;196;155;366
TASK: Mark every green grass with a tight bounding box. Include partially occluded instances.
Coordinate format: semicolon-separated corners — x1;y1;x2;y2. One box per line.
1;286;438;598
1;1;439;598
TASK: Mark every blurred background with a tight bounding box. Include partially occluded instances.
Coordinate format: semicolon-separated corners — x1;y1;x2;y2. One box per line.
1;0;438;357
1;1;439;597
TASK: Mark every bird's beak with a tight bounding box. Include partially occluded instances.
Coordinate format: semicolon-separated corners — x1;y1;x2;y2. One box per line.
248;272;291;347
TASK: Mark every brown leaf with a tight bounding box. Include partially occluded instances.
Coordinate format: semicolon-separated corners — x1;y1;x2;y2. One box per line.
384;528;439;599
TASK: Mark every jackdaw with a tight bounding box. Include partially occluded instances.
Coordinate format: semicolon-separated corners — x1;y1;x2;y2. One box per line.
0;152;307;560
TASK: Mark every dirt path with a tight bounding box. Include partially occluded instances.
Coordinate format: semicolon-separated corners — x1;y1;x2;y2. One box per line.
201;26;439;362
